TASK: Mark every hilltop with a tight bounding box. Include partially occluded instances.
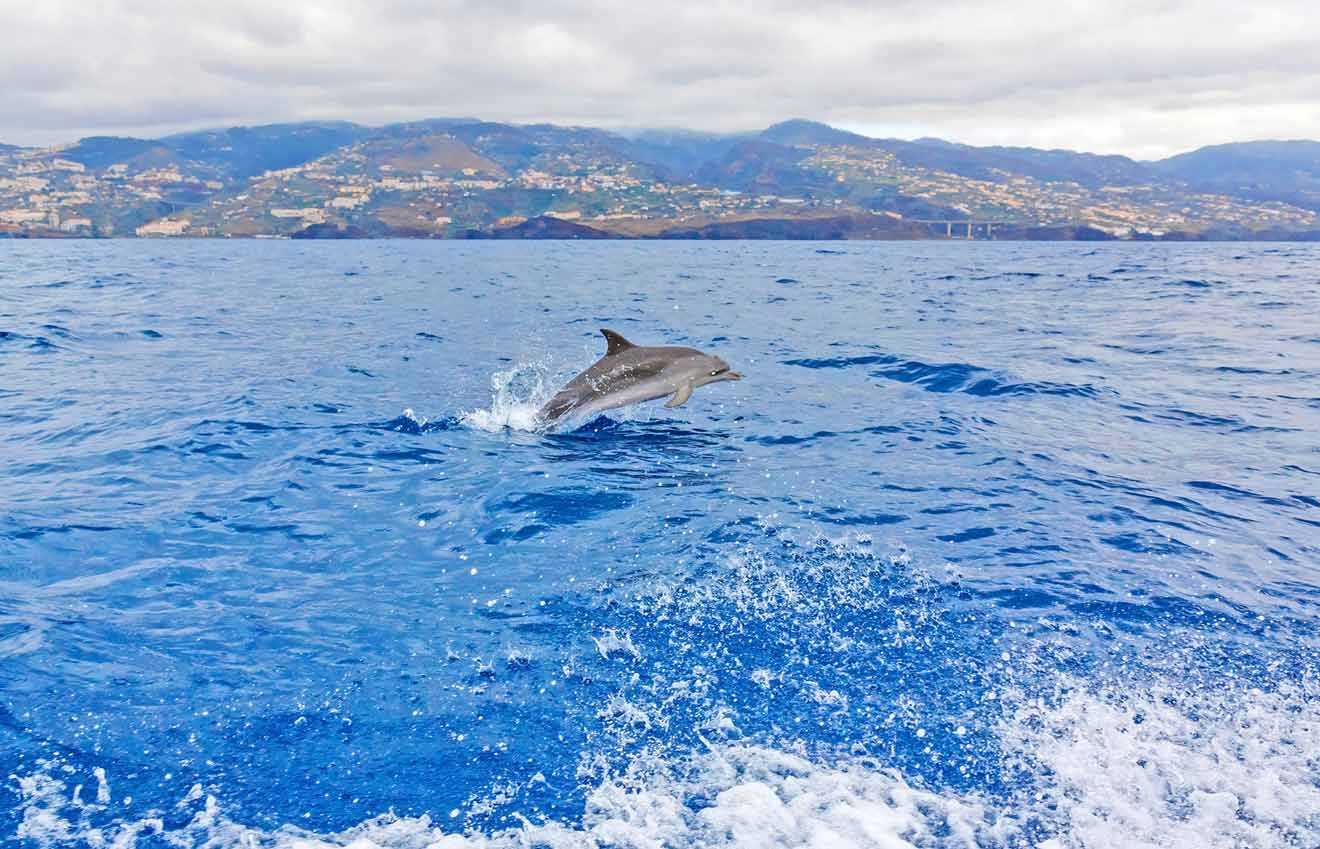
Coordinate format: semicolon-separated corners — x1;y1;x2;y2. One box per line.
3;118;1319;240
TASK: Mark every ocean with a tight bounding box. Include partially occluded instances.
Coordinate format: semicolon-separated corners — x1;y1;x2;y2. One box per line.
2;239;1318;848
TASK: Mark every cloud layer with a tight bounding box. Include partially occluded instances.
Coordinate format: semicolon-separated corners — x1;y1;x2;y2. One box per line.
3;0;1317;157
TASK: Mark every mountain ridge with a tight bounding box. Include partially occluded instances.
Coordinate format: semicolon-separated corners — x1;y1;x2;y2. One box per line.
3;117;1319;239
14;117;1315;179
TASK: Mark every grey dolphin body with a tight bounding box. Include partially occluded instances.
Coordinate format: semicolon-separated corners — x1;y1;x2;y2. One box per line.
538;329;742;424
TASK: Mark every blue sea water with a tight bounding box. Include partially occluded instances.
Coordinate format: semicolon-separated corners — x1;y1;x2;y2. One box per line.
2;239;1319;848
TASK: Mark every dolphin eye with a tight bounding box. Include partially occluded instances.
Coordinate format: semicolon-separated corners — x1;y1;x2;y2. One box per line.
710;370;720;376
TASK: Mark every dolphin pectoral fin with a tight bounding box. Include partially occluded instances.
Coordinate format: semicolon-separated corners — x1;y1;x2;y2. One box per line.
664;381;693;408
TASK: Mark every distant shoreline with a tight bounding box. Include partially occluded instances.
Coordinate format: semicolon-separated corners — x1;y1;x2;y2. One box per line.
2;217;1320;244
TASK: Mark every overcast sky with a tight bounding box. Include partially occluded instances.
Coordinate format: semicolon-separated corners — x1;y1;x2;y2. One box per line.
2;0;1317;158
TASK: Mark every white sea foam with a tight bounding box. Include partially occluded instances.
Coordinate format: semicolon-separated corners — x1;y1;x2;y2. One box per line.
15;745;1000;849
1004;677;1320;849
15;676;1320;849
458;360;557;432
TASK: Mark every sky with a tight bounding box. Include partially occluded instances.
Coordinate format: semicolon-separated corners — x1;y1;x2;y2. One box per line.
2;0;1317;159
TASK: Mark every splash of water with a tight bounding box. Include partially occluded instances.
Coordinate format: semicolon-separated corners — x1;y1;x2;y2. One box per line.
459;360;558;432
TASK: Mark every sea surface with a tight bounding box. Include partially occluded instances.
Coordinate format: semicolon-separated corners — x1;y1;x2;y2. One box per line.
2;240;1319;848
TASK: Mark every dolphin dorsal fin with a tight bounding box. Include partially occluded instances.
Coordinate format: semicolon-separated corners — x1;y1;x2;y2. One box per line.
600;328;635;356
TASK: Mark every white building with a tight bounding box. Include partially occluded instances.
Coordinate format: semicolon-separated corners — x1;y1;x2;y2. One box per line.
136;218;190;236
270;208;327;224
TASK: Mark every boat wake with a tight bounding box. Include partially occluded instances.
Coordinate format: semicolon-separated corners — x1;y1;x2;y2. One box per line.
16;674;1319;848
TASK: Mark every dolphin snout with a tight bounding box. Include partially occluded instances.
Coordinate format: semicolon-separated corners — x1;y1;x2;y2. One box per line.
725;371;743;381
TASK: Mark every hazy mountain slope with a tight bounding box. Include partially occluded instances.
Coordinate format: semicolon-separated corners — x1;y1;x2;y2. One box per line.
759;119;875;148
884;140;1154;187
695;140;828;193
358;133;506;176
1154;140;1320;211
616;129;749;179
61;137;181;171
161;122;371;179
757;120;1153;187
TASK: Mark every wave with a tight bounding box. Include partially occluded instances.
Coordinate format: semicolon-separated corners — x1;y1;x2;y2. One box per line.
381;409;460;434
15;674;1317;848
0;331;63;353
785;353;1102;399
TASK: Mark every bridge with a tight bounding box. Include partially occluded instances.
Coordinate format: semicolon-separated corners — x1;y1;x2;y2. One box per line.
909;219;1016;239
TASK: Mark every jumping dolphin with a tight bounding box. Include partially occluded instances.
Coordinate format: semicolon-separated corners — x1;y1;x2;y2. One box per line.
538;329;742;424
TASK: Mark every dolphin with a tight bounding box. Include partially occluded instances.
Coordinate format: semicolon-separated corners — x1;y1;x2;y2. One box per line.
538;329;742;424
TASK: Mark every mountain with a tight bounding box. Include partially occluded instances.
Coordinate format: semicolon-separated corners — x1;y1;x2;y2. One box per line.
759;119;874;148
756;120;1154;187
358;133;505;176
2;117;1318;239
695;140;826;194
61;136;183;171
616;129;746;177
53;122;374;181
882;140;1155;188
1153;140;1320;212
161;121;370;179
755;120;1152;188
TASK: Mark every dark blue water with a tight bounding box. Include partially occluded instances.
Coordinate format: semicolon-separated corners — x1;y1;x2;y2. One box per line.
3;240;1318;848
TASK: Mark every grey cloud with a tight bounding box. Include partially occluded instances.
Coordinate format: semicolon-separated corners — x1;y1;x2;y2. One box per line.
0;0;1316;156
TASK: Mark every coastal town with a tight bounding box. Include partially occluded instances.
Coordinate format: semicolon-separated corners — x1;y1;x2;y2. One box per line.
2;120;1318;240
803;142;1320;236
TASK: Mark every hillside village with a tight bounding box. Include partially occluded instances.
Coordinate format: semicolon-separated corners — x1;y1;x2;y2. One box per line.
2;119;1319;240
